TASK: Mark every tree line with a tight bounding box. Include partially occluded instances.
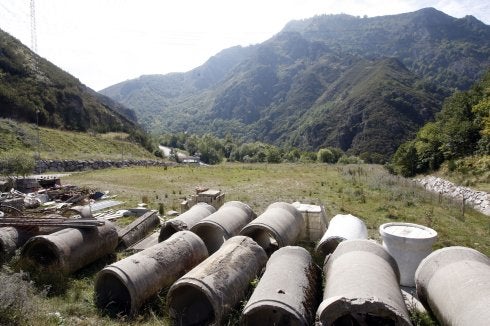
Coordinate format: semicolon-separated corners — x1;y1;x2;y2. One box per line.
158;133;364;165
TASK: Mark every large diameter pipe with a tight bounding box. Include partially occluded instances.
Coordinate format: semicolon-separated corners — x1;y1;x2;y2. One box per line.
315;214;367;259
241;246;319;326
415;246;490;326
167;236;267;326
191;201;256;254
20;221;118;275
159;203;216;242
0;227;35;264
316;240;412;326
239;202;304;255
95;231;208;316
118;210;160;249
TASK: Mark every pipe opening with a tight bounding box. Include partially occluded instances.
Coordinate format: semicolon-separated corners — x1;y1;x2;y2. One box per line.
243;229;278;256
192;224;225;254
159;223;179;242
26;242;59;268
169;285;214;325
243;306;299;325
332;313;396;326
95;273;132;317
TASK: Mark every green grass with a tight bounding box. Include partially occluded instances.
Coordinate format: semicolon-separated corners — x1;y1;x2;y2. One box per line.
3;163;488;325
0;119;156;161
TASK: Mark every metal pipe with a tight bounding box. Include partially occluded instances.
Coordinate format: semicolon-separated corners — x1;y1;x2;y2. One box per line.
20;220;118;275
167;236;267;326
191;201;256;254
95;231;208;316
240;202;304;255
241;246;319;325
315;214;367;259
316;240;412;325
415;246;490;326
159;203;215;242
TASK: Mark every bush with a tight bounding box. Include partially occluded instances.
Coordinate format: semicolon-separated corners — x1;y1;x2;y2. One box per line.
0;151;35;177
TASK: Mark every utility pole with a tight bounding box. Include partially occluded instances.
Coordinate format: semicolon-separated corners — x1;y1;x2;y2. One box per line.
30;0;37;53
36;108;40;160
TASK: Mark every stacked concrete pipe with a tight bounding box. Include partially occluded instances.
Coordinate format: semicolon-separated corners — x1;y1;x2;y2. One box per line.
315;214;367;259
240;202;304;255
241;246;319;325
95;231;208;316
159;203;216;242
20;220;118;275
415;246;490;326
167;236;267;325
191;201;256;254
316;240;412;325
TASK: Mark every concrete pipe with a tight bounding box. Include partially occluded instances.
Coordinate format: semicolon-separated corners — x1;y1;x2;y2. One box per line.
415;246;490;326
191;201;256;254
0;227;34;264
167;236;267;326
380;222;437;287
95;231;208;316
241;246;319;326
315;214;367;259
159;203;216;242
118;210;160;249
20;220;118;275
316;240;412;326
239;202;304;255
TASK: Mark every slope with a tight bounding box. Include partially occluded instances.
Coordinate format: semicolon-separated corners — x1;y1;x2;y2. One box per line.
0;28;147;145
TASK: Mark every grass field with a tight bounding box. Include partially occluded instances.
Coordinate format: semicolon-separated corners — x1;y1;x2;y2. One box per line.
0;119;156;160
2;163;489;325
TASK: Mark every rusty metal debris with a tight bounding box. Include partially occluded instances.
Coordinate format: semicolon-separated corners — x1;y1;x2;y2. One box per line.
0;216;105;228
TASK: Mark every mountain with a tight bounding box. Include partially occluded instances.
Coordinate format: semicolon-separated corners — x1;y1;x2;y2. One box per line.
0;28;145;140
101;8;490;159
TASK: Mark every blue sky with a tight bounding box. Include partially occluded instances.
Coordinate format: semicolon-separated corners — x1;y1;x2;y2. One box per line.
0;0;488;90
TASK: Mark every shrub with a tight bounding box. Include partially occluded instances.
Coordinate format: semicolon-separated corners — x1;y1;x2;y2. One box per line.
0;151;35;177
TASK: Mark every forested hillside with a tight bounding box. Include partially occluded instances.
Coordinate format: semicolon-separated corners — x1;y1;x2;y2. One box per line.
0;28;151;149
391;71;490;176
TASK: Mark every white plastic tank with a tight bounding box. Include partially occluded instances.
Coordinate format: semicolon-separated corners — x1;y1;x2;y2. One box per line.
379;222;437;287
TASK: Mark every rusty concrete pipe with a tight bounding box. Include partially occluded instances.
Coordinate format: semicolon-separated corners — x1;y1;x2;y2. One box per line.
415;246;490;326
316;240;412;326
117;210;160;249
191;201;256;254
315;214;367;259
241;246;319;326
95;230;208;316
239;202;304;255
167;236;267;326
159;203;216;242
20;220;118;275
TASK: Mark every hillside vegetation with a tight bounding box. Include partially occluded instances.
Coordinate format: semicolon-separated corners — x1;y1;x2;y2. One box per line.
0;119;156;161
0;28;152;151
391;71;490;178
101;8;490;160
